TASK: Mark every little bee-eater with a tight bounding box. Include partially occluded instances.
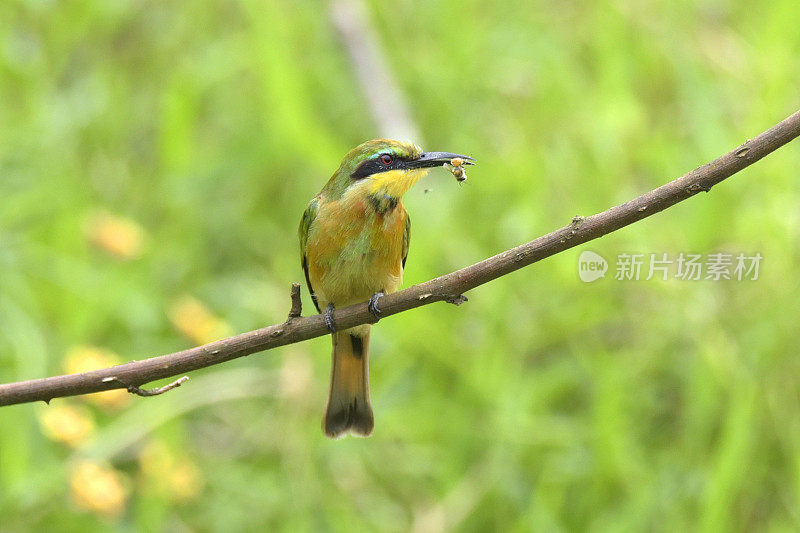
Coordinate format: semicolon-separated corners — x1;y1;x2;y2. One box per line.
299;139;474;438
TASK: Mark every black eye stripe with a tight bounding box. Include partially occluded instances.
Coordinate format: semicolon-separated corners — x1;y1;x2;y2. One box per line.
351;155;411;179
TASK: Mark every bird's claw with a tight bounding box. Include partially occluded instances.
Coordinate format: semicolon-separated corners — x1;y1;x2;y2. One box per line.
324;303;336;333
368;292;384;320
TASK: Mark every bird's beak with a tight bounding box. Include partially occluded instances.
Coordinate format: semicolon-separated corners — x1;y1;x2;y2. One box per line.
407;151;476;169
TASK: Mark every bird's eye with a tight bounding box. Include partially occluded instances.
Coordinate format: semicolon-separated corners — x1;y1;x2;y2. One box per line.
380;154;393;166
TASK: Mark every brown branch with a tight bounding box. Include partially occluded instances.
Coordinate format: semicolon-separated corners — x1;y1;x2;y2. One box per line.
1;109;799;407
118;376;189;397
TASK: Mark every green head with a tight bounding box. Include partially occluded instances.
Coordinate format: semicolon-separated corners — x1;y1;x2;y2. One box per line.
321;139;474;199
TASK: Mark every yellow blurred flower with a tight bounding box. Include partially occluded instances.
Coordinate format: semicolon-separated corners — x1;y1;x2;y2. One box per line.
38;403;95;447
70;461;130;519
166;459;204;503
139;440;204;503
64;345;129;410
168;295;232;345
85;210;144;259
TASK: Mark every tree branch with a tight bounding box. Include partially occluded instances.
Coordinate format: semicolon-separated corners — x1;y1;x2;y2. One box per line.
2;109;799;407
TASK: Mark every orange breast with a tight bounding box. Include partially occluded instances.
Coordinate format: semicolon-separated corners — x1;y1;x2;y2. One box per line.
306;196;406;307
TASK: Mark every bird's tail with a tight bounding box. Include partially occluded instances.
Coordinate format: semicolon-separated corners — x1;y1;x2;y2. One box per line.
323;328;374;438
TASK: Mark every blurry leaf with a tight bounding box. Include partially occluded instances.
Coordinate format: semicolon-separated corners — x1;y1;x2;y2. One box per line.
76;367;277;461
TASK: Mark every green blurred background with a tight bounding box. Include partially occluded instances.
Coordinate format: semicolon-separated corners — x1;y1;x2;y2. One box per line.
1;0;799;530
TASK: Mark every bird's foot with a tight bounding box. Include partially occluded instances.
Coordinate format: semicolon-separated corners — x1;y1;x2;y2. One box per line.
324;303;336;333
368;292;385;320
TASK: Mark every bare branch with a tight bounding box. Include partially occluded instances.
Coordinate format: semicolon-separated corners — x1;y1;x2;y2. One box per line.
1;109;799;407
119;376;189;397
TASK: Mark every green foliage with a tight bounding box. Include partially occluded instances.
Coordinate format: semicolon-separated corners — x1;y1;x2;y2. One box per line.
1;0;799;530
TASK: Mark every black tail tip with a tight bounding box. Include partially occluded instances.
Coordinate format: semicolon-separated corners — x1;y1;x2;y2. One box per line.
323;402;374;438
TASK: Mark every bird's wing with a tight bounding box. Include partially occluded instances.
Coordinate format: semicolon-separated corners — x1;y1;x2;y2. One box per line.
299;198;321;313
402;211;411;269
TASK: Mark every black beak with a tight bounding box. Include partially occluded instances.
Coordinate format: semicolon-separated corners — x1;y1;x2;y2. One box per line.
407;151;476;169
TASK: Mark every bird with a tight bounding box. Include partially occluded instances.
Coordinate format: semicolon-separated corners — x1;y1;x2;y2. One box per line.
299;139;474;438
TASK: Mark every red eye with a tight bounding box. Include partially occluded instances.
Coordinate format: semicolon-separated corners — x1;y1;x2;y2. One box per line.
380;154;393;165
